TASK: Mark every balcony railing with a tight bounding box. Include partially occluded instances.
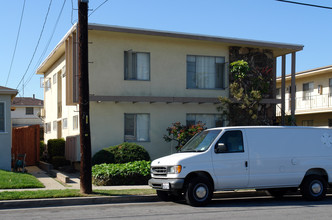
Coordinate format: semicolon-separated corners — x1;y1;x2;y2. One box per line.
277;94;332;116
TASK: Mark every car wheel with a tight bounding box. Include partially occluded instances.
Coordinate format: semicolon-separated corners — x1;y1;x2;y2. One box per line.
185;176;213;207
300;175;327;201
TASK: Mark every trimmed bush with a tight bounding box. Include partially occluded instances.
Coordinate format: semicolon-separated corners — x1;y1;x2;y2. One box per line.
92;142;150;165
51;156;69;169
48;139;65;159
92;149;115;165
92;160;151;185
109;142;150;164
40;141;46;158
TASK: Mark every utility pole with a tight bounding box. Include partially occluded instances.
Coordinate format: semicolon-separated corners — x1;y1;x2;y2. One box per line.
78;0;92;194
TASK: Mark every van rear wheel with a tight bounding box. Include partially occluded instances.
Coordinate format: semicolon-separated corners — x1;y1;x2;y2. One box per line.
300;175;327;201
185;176;213;207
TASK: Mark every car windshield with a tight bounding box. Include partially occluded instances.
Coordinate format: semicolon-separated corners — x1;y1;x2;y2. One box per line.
180;130;221;152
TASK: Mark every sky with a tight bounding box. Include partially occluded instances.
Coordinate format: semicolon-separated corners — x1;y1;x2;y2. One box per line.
1;0;331;100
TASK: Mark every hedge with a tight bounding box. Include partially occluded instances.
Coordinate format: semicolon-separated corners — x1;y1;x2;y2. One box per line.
92;160;151;186
47;139;65;159
92;142;150;165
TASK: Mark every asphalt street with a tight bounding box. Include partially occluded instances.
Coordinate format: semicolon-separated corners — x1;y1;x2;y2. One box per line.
1;195;332;220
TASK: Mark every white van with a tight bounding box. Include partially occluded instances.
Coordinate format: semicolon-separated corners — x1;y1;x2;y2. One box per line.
148;126;332;206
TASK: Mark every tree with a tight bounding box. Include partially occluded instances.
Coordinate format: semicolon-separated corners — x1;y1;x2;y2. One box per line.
163;122;206;151
218;60;272;126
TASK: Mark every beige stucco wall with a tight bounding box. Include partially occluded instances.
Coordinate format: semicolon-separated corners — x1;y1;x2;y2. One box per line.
43;56;80;144
90;102;221;160
88;31;229;98
0;95;13;171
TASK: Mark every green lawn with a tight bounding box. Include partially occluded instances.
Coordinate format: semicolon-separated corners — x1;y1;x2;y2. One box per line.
0;189;156;200
0;170;44;189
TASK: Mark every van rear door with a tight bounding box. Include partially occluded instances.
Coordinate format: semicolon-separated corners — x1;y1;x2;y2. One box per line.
212;130;249;189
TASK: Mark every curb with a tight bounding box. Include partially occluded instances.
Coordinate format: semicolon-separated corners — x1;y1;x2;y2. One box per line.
0;190;265;209
0;195;159;209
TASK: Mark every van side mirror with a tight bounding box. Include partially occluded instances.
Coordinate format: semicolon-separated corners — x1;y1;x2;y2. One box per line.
215;143;227;153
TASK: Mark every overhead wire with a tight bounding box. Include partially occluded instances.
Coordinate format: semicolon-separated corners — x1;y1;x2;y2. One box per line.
276;0;332;10
89;0;109;17
16;0;53;90
5;0;26;86
24;0;67;87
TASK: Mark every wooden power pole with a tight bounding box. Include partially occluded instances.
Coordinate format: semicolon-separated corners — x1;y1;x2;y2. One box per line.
78;0;92;194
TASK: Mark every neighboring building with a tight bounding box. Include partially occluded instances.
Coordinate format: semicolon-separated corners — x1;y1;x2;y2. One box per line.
0;86;18;171
11;95;44;127
37;24;303;160
276;65;332;127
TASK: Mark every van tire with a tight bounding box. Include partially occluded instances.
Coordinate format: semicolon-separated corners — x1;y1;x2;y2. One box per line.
185;176;213;206
300;175;327;201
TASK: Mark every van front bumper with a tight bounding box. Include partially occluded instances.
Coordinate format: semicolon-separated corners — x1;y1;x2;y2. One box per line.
148;178;184;191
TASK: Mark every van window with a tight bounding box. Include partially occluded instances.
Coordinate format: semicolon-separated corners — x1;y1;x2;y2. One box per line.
215;130;244;153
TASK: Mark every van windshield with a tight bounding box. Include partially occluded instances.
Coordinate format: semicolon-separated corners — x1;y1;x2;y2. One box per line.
180;130;221;152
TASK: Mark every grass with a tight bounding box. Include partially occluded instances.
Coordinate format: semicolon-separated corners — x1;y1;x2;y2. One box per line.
0;189;156;200
0;170;44;189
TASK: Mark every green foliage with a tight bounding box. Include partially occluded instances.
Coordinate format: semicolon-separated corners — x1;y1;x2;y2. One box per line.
40;140;46;158
218;60;272;126
109;143;150;164
0;169;44;189
92;142;150;165
51;156;69;169
92;149;115;165
163;122;206;151
92;160;151;186
47;139;65;159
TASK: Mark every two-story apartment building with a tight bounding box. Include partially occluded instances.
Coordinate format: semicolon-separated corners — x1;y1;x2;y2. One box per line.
37;24;303;160
11;95;43;127
277;65;332;127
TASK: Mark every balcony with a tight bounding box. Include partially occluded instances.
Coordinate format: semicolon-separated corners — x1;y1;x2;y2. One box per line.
277;94;332;116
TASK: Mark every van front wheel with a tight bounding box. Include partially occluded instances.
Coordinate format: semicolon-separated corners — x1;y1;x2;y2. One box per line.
300;175;327;201
185;176;213;206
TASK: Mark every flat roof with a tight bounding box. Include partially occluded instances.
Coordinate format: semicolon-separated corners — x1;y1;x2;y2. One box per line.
37;23;304;75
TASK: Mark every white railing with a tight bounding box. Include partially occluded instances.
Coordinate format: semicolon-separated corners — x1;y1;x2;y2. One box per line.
277;94;332;116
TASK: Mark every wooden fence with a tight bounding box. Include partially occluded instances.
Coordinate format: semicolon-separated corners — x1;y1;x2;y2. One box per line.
12;125;40;166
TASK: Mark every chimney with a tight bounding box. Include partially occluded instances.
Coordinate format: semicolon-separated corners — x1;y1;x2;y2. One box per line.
33;94;35;99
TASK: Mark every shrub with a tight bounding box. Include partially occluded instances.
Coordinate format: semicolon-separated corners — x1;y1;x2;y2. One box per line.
92;160;151;185
40;141;46;159
109;143;150;164
48;139;65;159
92;142;150;165
92;149;114;165
51;156;69;169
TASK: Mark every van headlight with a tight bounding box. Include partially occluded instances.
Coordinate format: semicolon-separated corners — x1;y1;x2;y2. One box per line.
167;165;182;174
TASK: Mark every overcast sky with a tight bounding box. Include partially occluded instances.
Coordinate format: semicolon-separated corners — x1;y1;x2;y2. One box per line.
1;0;331;99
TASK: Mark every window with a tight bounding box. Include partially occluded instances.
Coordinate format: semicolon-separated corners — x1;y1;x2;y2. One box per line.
186;114;223;128
26;107;34;115
45;122;51;133
276;88;281;99
53;73;57;84
73;115;78;130
53;121;57;131
216;130;244;153
0;103;5;132
329;78;332;95
63;118;68;129
124;51;150;80
302;120;313;126
45;78;51;92
187;55;225;89
303;82;314;100
124;114;150;142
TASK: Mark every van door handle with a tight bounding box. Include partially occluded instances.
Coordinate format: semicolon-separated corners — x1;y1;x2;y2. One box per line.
245;161;248;167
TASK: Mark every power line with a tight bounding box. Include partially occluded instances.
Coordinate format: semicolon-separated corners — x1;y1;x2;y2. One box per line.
5;0;26;86
24;0;67;87
16;0;53;90
89;0;109;17
276;0;332;10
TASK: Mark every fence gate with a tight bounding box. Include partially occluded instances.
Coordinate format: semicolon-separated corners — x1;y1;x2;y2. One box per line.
12;125;40;166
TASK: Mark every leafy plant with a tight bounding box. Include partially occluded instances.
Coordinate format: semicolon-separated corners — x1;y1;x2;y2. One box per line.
92;160;151;186
47;139;65;159
163;122;206;151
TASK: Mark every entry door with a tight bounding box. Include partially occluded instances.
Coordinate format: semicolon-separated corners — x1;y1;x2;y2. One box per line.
212;130;249;190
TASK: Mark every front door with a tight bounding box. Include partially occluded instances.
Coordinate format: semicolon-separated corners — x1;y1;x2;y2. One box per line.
212;130;249;189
